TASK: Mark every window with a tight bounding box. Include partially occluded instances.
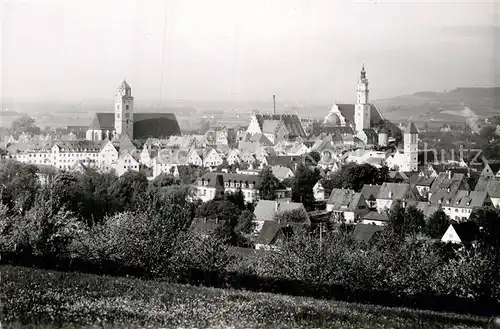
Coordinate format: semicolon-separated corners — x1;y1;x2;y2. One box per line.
116;113;120;119
126;105;129;110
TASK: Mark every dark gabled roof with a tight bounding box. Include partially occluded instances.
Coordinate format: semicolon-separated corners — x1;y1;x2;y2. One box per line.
253;200;309;223
335;104;383;126
255;221;303;245
410;176;435;187
376;183;413;200
362;211;389;222
450;222;479;243
353;224;385;242
474;177;500;198
326;189;363;211
265;155;302;167
429;190;488;208
88;112;181;139
360;184;382;201
405;200;441;218
255;113;306;138
406;122;418;134
362;128;378;138
196;172;261;189
89;113;115;130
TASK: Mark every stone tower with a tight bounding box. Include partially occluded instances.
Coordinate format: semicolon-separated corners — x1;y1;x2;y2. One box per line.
354;64;371;133
115;80;134;139
403;122;419;172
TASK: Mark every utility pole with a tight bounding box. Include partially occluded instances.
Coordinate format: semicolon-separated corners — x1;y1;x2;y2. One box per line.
273;94;276;116
319;222;323;250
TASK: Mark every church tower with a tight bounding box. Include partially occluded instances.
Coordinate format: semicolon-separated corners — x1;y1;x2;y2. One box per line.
114;80;134;139
403;122;419;172
354;64;371;132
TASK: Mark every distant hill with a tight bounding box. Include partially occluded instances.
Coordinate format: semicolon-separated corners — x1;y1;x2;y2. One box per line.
375;87;500;125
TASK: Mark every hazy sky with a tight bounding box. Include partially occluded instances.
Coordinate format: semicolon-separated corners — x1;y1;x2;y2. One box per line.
1;0;499;104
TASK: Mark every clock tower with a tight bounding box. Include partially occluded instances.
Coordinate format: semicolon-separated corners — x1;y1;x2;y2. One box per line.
114;80;134;139
354;64;371;132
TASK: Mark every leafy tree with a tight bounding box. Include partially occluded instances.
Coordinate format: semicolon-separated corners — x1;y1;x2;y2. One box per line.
404;205;426;237
50;172;83;216
479;125;496;140
471;207;500;248
0;160;40;213
78;169;117;224
258;167;280;200
426;209;450;238
224;189;246;211
273;208;308;224
305;151;321;166
291;163;320;210
11;116;41;137
388;201;425;237
322;163;387;192
387;200;407;236
109;170;148;212
236;210;255;234
149;173;180;189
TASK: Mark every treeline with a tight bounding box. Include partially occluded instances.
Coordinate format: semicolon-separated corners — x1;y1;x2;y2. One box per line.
1;160;500;314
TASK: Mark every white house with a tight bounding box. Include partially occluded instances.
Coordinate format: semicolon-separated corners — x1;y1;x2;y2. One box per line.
441;222;479;244
313;181;326;202
201;148;224;168
114;152;140;176
376;183;417;213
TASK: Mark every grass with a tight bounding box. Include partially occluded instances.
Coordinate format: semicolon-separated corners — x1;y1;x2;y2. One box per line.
0;265;491;329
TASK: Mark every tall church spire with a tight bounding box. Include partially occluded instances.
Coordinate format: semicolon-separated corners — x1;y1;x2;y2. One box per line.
354;64;371;132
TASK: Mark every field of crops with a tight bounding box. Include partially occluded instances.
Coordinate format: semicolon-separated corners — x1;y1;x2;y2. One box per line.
0;265;490;329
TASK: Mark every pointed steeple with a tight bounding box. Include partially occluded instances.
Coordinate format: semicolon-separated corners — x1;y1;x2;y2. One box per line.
360;64;366;80
406;122;418;134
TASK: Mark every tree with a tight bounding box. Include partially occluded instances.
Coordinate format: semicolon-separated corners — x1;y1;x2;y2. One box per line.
109;171;148;212
50;172;83;216
291;163;320;210
471;207;500;248
79;169;117;224
388;200;406;236
0;160;40;213
388;201;425;237
479;125;496;140
224;189;246;211
322;163;386;192
404;205;426;236
236;210;255;235
426;209;450;238
273;208;308;224
11;116;40;137
149;173;180;189
305;151;321;166
258;167;280;200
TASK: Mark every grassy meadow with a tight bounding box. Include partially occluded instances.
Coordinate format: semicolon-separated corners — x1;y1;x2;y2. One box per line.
0;265;491;329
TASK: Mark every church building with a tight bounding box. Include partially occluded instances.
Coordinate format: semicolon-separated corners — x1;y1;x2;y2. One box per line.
323;65;384;133
86;80;181;141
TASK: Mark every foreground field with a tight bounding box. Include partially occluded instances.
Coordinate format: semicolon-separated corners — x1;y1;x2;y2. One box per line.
0;266;490;329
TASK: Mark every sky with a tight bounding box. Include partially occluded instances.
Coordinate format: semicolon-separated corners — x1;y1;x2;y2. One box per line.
1;0;499;105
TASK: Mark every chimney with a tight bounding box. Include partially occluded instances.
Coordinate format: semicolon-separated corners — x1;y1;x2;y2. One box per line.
448;170;452;180
273;95;276;115
388;191;393;198
204;217;207;223
215;217;219;224
447;187;450;193
275;201;279;213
